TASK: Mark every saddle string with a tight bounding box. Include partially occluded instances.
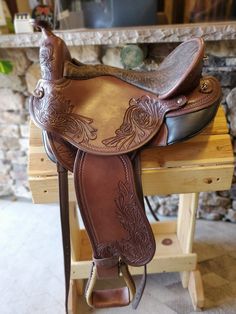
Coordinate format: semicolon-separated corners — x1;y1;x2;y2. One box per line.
132;265;147;309
57;162;71;314
144;196;160;221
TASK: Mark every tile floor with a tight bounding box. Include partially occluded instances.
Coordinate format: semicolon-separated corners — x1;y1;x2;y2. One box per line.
0;198;236;314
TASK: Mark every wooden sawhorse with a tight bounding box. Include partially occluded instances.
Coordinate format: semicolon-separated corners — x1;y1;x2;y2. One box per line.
28;106;234;313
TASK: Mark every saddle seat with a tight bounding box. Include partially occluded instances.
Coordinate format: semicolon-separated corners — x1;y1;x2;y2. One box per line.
64;37;204;99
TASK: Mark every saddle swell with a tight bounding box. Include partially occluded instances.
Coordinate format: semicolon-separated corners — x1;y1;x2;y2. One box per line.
29;23;222;313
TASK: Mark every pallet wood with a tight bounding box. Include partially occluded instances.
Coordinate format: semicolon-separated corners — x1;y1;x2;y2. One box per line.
27;105;234;313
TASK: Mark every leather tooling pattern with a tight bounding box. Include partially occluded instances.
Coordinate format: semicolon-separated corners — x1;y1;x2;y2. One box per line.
96;180;154;266
48;133;76;172
102;95;159;150
34;91;97;143
64;40;201;97
156;40;200;93
40;43;55;80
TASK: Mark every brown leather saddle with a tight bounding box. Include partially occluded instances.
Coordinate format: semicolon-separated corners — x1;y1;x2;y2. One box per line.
29;24;221;313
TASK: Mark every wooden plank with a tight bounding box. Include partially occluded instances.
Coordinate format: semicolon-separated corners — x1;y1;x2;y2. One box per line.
177;194;198;253
29;132;234;178
29;162;233;203
72;224;198;279
79;230;92;261
201;106;228;135
78;229;192;261
139;253;197;274
28;121;56;176
164;0;174;24
71;254;197;279
188;270;205;309
142;164;234;196
155;233;183;256
151;221;177;234
177;193;199;288
69;202;80;261
141;134;234;170
28;175;76;204
68;280;78;314
28;146;57;176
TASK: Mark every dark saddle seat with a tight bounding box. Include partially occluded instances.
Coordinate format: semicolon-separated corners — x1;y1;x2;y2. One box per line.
29;23;222;314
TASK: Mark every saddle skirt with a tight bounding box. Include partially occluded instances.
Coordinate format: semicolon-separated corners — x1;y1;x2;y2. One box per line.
29;22;222;313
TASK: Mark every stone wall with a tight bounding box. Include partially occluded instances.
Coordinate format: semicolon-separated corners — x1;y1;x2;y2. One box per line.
0;40;235;222
0;48;30;198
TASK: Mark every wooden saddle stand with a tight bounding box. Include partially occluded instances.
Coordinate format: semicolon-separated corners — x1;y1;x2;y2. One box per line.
28;22;233;313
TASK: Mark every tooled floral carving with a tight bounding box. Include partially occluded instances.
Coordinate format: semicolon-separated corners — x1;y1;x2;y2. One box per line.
65;40;200;96
51;134;77;172
40;43;55;80
96;181;154;266
102;95;160;150
34;91;97;144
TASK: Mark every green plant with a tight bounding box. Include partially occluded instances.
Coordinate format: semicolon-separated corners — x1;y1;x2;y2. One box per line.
0;60;13;74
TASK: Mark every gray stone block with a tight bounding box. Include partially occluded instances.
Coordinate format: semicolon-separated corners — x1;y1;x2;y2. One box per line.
0;74;25;92
0;89;24;111
224;209;236;223
69;46;101;64
0;124;19;138
25;48;39;63
25;63;41;94
0;48;31;76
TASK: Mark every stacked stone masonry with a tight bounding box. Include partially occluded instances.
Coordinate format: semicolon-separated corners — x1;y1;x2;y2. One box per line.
0;39;236;221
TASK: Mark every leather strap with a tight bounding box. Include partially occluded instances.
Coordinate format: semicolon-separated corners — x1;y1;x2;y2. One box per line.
94;256;119;279
132;265;147;309
57;163;71;314
145;196;159;221
85;260;136;308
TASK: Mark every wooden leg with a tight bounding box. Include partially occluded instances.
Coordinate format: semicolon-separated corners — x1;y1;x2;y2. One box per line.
75;279;84;296
69;202;82;312
68;280;79;314
177;193;199;287
188;270;204;310
69;202;81;261
177;193;205;309
180;271;190;289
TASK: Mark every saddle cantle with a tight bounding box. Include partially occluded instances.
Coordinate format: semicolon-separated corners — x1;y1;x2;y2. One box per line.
29;23;221;313
63;36;204;99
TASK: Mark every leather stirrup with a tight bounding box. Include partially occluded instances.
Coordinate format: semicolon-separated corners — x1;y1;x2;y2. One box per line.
85;260;136;308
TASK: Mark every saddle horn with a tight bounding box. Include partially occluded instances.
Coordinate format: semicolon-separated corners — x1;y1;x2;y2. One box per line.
34;20;72;80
